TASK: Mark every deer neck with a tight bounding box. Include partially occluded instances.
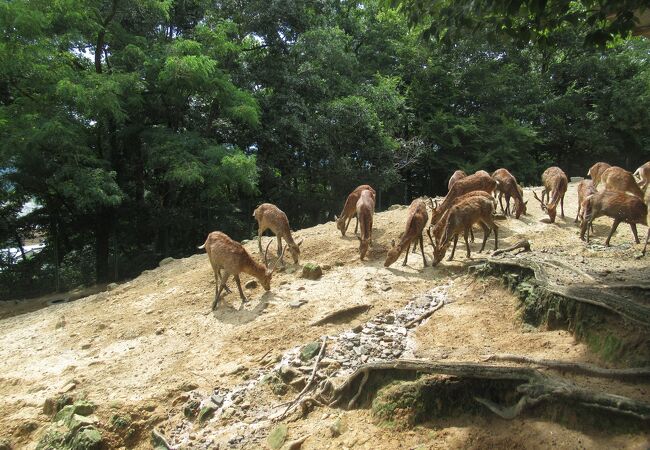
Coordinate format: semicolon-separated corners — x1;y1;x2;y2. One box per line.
243;258;268;281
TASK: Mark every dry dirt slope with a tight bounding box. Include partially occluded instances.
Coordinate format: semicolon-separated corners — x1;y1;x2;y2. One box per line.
0;181;648;449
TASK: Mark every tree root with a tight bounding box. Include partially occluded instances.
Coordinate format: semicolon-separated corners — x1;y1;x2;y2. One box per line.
484;354;650;380
491;239;531;257
152;428;174;450
324;359;650;421
406;299;445;328
278;336;328;419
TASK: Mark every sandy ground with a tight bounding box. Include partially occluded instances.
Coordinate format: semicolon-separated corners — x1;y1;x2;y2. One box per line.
0;181;648;449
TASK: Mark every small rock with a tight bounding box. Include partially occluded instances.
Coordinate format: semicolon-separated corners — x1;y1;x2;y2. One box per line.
289;300;307;308
155;327;165;335
159;257;175;267
302;263;322;280
279;365;302;382
198;405;216;423
381;285;392;291
245;280;258;289
59;382;76;393
70;427;102;449
179;381;199;392
81;343;92;350
107;282;119;291
322;264;332;270
267;424;288;450
334;261;344;267
211;394;224;406
280;280;289;286
297;286;306;291
221;407;235;419
300;342;321;361
330;417;345;437
55;316;66;329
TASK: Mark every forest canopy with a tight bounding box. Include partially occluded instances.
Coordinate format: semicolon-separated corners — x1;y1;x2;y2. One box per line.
1;0;650;298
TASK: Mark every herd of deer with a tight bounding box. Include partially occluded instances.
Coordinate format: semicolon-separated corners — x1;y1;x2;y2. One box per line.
199;161;650;310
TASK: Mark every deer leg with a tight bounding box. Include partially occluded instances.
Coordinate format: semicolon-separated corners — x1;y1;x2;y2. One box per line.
470;227;475;243
212;273;231;310
277;235;285;266
419;234;428;266
493;222;498;250
447;234;459;261
478;222;490;253
505;194;511;216
560;194;565;218
463;228;471;258
217;269;232;294
642;228;649;255
574;203;581;223
258;226;267;255
402;240;410;266
234;274;248;303
411;239;418;253
498;193;506;214
354;215;359;235
630;223;640;244
605;219;621;246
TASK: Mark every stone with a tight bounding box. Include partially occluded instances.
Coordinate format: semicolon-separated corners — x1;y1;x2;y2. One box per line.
268;424;288;449
70;427;102;450
159;257;175;267
279;365;302;382
334;261;344;267
198;405;216;423
302;263;322;280
155;327;164;335
179;381;199;392
300;342;321;361
55;316;66;329
289;300;307;308
381;285;392;291
245;280;258;289
81;343;91;350
107;283;119;291
322;264;332;270
72;400;96;416
329;418;345;437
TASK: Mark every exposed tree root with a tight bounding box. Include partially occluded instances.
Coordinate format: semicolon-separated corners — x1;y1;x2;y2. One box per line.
491;239;531;257
152;428;174;450
325;359;650;421
484;354;650;380
483;257;650;328
277;336;328;419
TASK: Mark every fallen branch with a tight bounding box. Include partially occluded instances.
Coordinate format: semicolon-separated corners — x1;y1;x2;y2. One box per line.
491;239;531;257
278;336;328;419
348;369;369;408
406;299;445;328
484;354;650;381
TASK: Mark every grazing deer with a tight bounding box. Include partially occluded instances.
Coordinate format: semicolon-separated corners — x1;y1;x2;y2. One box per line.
600;166;644;199
587;162;611;188
491;168;526;218
384;199;429;267
532;167;568;223
448;170;467;191
199;231;284;310
641;189;650;256
428;191;496;248
579;191;647;246
335;185;376;236
634;161;650;191
575;179;596;231
430;172;497;226
432;196;498;265
356;189;375;260
253;203;303;265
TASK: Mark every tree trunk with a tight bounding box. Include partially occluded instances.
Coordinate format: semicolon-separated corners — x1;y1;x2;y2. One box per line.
95;210;112;283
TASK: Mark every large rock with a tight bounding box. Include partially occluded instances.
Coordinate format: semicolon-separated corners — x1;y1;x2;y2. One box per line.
301;263;322;280
69;427;102;450
300;341;321;361
267;424;288;450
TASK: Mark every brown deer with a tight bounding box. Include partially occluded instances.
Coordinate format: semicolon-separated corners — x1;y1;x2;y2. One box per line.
335;185;376;236
634;161;650;191
641;189;650;256
428;191;496;248
579;191;647;246
575;179;597;231
587;162;611;188
356;189;375;260
432;196;498;265
199;231;285;310
491;168;526;218
600;166;644;199
532;167;568;223
253;203;303;265
430;172;497;226
384;199;429;267
447;170;467;191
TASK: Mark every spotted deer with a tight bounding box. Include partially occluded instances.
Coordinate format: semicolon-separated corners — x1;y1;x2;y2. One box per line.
253;203;303;265
579;191;647;246
532;166;568;223
335;185;376;236
356;189;375;260
491;168;526;218
600;166;644;199
587;162;611;188
384;199;429;267
447;170;467;191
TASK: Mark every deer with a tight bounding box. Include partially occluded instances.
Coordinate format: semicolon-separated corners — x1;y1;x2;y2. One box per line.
447;170;467;191
641;189;650;256
253;203;303;265
335;185;376;236
580;191;647;246
429;172;497;227
587;162;611;188
491;168;527;218
384;198;429;267
428;191;496;249
634;161;650;191
532;166;568;223
356;189;375;260
199;231;285;310
600;166;644;199
574;179;596;232
432;195;498;265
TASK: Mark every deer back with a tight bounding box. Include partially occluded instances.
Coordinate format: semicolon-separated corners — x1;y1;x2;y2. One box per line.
601;166;644;199
431;173;496;225
356;189;375;241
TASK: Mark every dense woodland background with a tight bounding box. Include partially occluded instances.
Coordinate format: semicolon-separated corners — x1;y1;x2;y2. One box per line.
1;0;650;298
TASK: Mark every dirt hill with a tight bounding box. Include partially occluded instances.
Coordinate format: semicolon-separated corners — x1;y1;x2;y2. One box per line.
0;182;648;449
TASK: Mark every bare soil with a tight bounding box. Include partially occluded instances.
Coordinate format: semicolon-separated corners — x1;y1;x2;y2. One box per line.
0;181;648;449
